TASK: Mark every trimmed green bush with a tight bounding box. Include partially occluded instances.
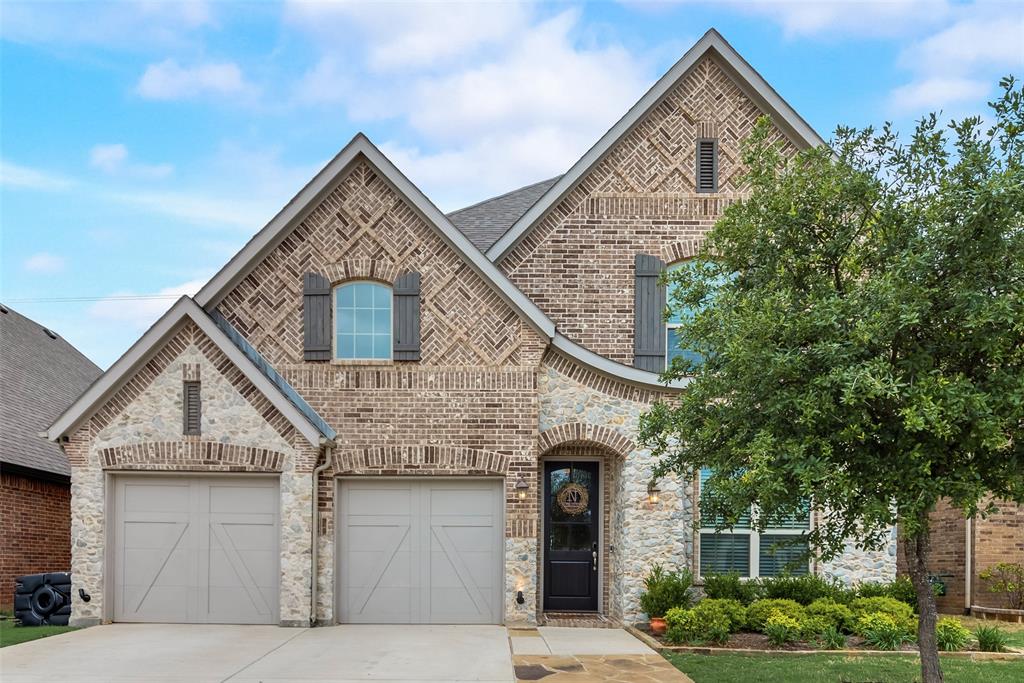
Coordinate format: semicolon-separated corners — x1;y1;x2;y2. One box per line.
640;564;695;617
975;625;1010;652
935;617;971;651
664;605;731;645
760;574;847;606
746;599;805;632
764;611;802;646
700;572;762;605
886;576;918;608
850;596;913;623
858;612;914;650
799;615;832;640
692;599;747;633
805;598;856;633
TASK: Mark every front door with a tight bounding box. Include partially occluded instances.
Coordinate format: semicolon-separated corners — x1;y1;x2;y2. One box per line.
543;461;599;611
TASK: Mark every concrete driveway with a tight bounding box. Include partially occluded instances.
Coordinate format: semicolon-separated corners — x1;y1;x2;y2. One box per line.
0;623;515;682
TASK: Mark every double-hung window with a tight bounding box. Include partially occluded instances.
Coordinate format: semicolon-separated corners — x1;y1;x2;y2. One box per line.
698;468;810;578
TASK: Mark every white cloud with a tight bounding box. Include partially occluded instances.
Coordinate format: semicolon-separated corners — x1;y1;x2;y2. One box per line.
744;0;951;38
0;159;75;191
110;188;273;230
23;252;66;274
889;76;990;112
87;278;207;331
89;143;174;178
136;59;252;101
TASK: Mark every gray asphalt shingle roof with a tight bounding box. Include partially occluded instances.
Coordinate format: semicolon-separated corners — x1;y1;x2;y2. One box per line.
1;304;102;478
447;177;561;253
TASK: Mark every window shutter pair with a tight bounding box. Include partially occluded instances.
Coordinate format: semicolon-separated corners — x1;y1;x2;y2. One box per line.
302;271;421;361
633;253;666;372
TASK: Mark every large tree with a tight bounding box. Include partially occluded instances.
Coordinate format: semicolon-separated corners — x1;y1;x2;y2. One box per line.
640;79;1023;682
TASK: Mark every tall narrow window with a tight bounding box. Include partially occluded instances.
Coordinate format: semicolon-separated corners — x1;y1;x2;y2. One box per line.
334;281;392;360
183;381;201;435
696;138;718;193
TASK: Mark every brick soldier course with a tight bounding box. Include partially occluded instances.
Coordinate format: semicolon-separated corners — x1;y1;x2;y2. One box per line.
48;30;905;629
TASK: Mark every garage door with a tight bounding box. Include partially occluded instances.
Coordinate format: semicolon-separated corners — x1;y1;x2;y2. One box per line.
338;479;503;624
112;475;279;624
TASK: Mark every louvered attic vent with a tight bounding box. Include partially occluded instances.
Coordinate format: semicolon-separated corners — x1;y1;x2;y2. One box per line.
183;381;201;435
696;138;718;193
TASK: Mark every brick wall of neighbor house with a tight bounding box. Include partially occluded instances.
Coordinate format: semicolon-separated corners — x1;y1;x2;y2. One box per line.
898;499;968;614
500;55;798;365
215;159;551;624
972;499;1024;610
64;321;319;627
0;472;71;610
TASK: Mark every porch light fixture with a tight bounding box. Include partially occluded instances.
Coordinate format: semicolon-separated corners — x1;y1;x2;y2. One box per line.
515;474;529;500
647;481;661;505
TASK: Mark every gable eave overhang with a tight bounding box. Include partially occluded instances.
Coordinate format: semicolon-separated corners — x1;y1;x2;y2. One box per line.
46;297;328;446
486;28;827;263
552;333;690;391
192;134;556;340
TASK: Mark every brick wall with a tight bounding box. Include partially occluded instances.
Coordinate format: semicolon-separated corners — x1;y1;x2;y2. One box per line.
0;471;71;610
973;499;1024;609
500;54;799;365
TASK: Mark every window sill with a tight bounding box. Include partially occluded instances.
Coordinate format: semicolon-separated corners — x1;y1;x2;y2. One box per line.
329;359;395;366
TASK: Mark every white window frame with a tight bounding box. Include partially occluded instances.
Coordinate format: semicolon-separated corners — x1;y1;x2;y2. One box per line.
332;280;393;362
697;476;810;580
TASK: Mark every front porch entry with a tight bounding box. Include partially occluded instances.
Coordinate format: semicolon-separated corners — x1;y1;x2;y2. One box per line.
542;460;600;613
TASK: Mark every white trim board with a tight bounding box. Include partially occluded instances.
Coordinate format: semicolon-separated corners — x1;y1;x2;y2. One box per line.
46;297;327;445
486;28;827;263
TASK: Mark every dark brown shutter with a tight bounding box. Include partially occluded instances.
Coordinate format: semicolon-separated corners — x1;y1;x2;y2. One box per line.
634;253;666;372
696;138;718;193
303;272;332;361
393;271;421;361
183;381;201;435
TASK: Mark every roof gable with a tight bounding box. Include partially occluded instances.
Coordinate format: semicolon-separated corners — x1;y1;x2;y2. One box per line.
47;297;333;445
486;28;825;262
193;134;555;340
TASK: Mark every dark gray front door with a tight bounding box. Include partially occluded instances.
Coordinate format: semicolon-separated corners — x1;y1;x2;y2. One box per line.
543;461;599;611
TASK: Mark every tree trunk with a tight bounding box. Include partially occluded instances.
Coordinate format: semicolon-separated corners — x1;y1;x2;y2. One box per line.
902;513;943;683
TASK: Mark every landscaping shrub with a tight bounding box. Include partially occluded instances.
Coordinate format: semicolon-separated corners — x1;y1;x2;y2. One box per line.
813;625;847;650
760;574;846;605
664;605;731;645
979;562;1024;610
700;572;761;605
975;625;1010;652
640;564;695;618
854;581;889;599
799;615;832;640
856;613;914;650
763;611;802;646
805;598;855;633
886;576;918;608
850;596;914;624
692;598;747;633
746;599;805;632
935;617;971;651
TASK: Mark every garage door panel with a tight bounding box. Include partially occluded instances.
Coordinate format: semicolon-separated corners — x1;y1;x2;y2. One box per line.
339;479;502;624
114;476;279;624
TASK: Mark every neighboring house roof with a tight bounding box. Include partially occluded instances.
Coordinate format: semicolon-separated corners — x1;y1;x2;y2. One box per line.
0;304;101;479
47;297;334;445
485;28;827;262
447;177;562;252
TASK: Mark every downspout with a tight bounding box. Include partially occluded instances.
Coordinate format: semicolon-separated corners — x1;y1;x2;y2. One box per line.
311;439;334;627
964;516;973;615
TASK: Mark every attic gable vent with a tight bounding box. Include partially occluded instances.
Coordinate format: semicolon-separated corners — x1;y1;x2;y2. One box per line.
183;381;201;435
43;328;58;340
696;138;718;193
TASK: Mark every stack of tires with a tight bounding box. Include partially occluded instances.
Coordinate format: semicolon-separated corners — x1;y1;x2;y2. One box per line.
14;572;72;626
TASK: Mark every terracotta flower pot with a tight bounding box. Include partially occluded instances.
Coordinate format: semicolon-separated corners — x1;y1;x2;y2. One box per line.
649;616;667;635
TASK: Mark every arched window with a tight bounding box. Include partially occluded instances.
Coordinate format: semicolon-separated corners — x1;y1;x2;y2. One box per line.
334;281;392;360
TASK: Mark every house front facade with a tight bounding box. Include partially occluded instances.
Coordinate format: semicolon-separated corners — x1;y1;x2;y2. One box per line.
49;30;896;629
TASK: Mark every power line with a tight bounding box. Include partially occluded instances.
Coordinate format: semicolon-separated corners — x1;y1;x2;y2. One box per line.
3;294;184;304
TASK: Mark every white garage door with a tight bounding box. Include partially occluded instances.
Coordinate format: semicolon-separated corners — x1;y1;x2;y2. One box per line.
112;475;279;624
338;479;504;624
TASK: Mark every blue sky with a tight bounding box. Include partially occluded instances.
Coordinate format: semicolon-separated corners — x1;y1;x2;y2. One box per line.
2;0;1021;368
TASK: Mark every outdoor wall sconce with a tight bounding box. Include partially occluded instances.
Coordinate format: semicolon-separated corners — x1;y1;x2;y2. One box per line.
515;474;529;500
516;590;525;605
647;481;661;505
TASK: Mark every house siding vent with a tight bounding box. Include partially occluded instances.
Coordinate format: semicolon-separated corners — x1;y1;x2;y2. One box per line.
696;138;718;193
183;381;201;435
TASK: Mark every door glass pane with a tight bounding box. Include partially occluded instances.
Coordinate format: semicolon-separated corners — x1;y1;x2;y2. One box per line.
549;466;593;523
549;523;592;551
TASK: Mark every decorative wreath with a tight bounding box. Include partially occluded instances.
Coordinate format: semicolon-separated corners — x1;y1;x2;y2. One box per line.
556;482;589;516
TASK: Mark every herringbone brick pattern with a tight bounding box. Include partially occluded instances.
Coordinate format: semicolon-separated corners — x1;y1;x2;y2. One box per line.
217;160;540;368
502;55;799;364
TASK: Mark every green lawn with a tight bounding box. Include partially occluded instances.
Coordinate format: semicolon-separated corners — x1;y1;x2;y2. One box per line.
666;653;1024;683
955;617;1024;650
0;616;77;648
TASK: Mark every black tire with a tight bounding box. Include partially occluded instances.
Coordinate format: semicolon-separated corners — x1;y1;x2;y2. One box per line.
31;584;60;617
45;572;72;589
46;613;70;626
15;573;46;594
17;611;44;626
14;594;31;611
14;572;73;625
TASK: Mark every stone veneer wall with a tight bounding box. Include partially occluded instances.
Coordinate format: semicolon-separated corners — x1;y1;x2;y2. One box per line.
820;527;899;587
63;322;319;626
537;351;689;623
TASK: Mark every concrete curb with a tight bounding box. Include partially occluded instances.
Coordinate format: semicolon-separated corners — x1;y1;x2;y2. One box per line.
623;625;1024;661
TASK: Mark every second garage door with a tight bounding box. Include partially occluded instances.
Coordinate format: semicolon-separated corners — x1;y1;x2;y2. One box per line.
337;479;504;624
112;475;279;624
